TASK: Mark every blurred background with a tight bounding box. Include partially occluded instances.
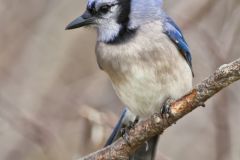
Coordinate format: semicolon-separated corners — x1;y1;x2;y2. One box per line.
0;0;240;160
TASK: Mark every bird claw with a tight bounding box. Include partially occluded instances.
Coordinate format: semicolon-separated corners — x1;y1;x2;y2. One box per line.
121;128;131;145
160;97;174;125
120;116;139;146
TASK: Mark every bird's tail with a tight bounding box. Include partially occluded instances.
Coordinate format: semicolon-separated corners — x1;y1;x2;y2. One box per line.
105;108;159;160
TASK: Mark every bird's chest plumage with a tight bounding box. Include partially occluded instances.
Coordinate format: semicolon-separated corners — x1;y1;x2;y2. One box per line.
96;23;192;117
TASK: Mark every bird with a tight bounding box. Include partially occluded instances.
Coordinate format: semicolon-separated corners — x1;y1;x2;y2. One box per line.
66;0;193;159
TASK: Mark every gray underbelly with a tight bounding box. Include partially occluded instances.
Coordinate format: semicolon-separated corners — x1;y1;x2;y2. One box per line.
96;25;193;117
110;63;192;118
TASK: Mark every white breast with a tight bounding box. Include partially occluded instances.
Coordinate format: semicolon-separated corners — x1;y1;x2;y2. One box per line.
96;22;193;118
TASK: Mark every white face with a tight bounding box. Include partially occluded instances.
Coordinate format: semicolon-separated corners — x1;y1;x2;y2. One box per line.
66;0;126;42
87;0;120;27
86;0;125;42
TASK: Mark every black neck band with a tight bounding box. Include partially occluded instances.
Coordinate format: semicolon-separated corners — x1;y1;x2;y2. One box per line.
106;0;137;44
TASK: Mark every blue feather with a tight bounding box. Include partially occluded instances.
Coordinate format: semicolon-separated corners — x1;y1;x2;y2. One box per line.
163;17;193;75
104;108;127;146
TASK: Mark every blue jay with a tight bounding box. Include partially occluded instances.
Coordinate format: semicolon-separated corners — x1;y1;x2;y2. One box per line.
66;0;193;159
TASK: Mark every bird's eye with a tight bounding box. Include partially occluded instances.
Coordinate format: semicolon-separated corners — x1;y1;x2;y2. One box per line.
99;5;111;13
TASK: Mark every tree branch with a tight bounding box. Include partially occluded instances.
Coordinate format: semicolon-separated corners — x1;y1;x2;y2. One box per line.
79;58;240;160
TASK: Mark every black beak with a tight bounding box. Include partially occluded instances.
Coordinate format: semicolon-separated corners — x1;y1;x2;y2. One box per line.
65;11;95;30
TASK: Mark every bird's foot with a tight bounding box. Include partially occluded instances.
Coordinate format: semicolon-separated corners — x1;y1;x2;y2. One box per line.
160;97;175;125
120;116;139;146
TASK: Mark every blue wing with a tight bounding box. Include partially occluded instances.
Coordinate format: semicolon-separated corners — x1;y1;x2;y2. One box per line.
163;17;194;76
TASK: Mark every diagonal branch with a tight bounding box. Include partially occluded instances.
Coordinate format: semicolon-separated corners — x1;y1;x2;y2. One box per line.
79;58;240;160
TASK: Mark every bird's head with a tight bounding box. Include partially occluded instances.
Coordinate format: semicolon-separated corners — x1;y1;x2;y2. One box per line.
66;0;164;42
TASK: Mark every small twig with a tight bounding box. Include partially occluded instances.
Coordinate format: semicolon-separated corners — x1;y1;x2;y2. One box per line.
79;58;240;160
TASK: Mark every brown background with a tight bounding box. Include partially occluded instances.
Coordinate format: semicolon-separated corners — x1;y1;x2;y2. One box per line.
0;0;240;160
